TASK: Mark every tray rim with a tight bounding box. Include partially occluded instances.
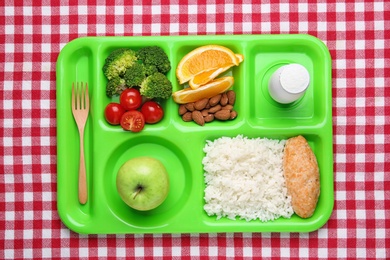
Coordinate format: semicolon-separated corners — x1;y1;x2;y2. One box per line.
56;34;334;234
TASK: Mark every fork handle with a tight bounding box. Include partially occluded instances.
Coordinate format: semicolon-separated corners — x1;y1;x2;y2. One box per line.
78;128;88;204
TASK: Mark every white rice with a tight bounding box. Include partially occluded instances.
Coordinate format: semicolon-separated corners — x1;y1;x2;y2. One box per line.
202;135;293;222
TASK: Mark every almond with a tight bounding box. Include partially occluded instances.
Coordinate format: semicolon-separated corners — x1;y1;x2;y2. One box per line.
185;102;195;111
179;104;187;115
194;98;209;110
208;104;221;114
230;110;238;119
227;90;236;105
192;111;205;126
220;92;228;106
214;110;231;120
209;94;222;107
182;112;193;122
204;114;214;123
201;109;209;117
221;104;233;111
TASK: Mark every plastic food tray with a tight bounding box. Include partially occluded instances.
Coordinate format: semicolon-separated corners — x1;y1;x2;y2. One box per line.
56;34;333;234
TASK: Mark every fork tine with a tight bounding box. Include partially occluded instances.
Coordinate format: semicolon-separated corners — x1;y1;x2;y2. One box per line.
81;82;85;109
72;83;75;110
78;82;82;110
75;83;79;110
79;82;82;110
85;83;89;109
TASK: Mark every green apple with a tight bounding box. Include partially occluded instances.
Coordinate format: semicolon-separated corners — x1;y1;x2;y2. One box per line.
116;156;169;211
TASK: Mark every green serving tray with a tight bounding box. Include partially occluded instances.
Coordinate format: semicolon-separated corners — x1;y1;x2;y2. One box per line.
56;34;333;234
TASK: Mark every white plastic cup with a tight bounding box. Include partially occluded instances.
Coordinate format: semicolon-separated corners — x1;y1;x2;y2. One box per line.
268;64;310;104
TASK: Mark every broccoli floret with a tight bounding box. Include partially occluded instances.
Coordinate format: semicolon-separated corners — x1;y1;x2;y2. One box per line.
103;48;137;80
143;64;159;76
106;77;126;97
123;63;146;87
140;72;173;100
136;46;171;75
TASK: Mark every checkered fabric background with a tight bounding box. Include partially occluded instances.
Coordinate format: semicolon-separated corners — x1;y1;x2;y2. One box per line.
1;0;389;259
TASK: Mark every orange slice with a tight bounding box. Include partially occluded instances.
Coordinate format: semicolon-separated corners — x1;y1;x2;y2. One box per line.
188;54;244;89
176;45;240;84
172;76;234;104
235;53;244;63
188;64;234;89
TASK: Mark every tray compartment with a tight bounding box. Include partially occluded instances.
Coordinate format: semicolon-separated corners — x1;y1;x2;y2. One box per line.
56;40;98;226
97;39;175;132
199;131;333;233
245;35;331;127
169;39;246;129
100;135;192;230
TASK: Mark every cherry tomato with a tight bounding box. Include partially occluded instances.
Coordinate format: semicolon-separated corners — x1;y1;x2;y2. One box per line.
141;101;164;124
120;110;145;132
104;103;125;125
120;88;142;111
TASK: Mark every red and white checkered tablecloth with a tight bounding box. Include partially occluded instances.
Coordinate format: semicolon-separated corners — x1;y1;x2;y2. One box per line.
1;1;389;259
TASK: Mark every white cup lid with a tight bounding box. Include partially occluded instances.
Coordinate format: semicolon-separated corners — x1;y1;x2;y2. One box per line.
280;64;310;94
268;63;310;104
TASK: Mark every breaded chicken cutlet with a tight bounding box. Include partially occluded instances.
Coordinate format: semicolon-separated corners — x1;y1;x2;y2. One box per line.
283;135;320;218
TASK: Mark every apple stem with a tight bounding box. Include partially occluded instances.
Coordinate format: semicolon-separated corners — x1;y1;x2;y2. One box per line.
133;186;142;200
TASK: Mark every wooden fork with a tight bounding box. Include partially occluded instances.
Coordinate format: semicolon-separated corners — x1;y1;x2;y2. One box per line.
71;82;89;204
